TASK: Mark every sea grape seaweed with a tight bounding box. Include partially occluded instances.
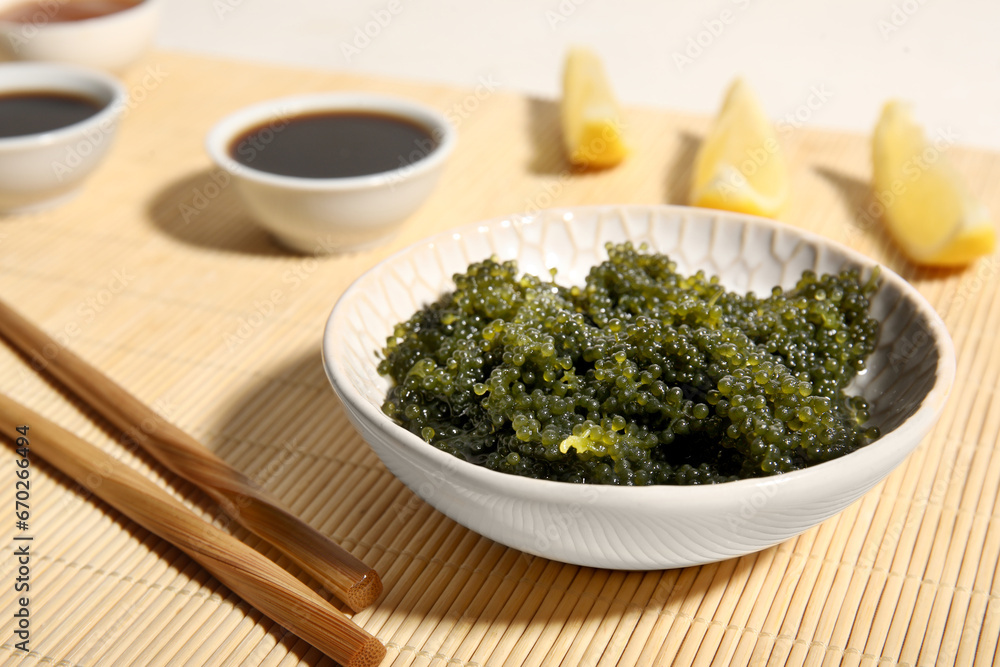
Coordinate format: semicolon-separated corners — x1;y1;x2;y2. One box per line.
378;243;881;486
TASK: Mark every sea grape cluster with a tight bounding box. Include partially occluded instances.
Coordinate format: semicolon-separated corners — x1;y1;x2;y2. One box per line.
379;243;881;485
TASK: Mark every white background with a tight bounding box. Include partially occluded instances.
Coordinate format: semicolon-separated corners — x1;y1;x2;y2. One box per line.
159;0;1000;150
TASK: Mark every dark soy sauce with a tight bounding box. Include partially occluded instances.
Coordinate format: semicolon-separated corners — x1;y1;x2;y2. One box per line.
0;91;104;139
228;111;438;179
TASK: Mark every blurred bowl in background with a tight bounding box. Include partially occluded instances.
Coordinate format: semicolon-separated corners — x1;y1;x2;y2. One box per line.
0;62;126;213
0;0;162;72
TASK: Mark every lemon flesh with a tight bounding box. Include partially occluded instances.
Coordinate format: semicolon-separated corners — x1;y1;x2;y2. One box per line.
561;47;628;168
690;78;790;218
872;101;996;266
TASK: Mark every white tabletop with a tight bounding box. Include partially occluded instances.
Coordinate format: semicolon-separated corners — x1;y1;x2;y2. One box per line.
159;0;999;151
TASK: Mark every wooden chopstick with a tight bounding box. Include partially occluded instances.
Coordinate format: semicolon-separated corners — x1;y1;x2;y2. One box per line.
0;298;382;613
0;394;386;667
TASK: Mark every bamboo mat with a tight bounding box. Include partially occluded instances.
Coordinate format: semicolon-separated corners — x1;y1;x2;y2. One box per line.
0;50;998;666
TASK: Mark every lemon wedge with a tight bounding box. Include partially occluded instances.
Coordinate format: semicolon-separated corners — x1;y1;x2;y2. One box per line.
690;78;790;217
872;101;996;266
561;47;628;168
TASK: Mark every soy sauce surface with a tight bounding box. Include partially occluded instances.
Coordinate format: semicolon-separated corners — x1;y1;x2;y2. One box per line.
0;91;104;139
229;111;437;179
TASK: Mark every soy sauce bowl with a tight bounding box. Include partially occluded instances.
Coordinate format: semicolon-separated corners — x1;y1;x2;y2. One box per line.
205;93;456;254
0;62;126;214
0;0;162;72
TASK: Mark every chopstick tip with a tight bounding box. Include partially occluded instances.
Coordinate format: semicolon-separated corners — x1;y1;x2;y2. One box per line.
349;635;387;667
346;569;383;613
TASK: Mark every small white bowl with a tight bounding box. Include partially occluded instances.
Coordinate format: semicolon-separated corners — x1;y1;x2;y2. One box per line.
205;93;456;254
0;62;126;213
324;205;956;570
0;0;161;72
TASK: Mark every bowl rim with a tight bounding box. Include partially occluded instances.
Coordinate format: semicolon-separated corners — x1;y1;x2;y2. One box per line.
0;62;127;150
324;204;956;505
0;0;161;29
205;91;457;192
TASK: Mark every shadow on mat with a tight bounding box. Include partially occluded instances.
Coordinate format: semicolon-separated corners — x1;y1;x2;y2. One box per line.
526;96;570;177
146;168;289;257
664;131;701;206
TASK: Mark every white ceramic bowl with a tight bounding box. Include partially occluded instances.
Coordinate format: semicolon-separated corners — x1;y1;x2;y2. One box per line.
0;62;126;213
324;206;955;569
205;93;456;254
0;0;161;72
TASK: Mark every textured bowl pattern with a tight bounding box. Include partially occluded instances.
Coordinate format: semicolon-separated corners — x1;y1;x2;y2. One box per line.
324;206;955;569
